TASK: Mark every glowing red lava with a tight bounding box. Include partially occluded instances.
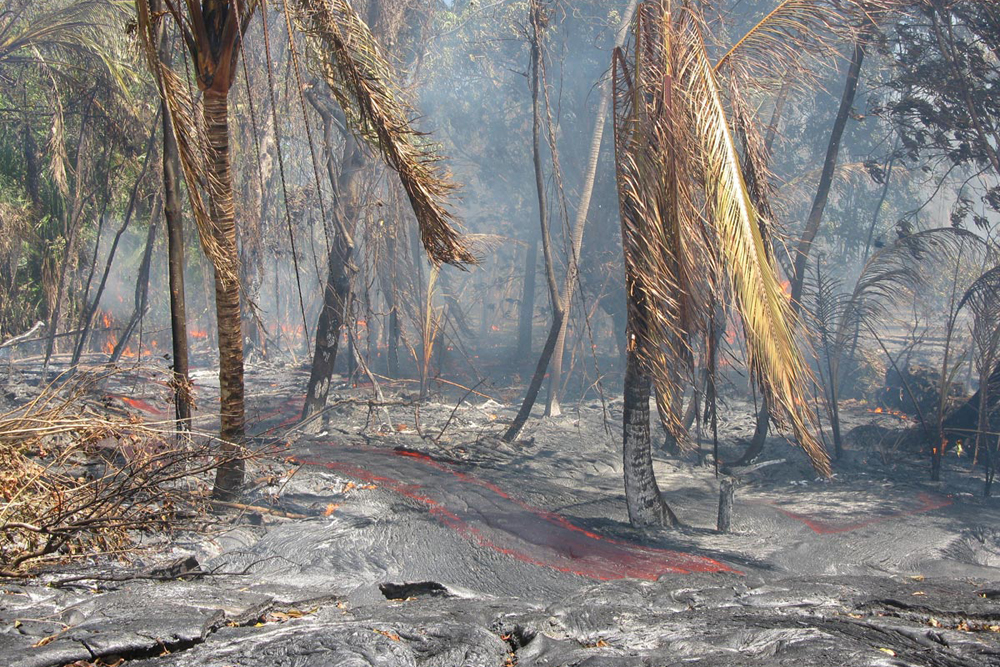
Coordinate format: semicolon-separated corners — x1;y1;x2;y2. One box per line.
296;448;739;580
766;492;952;535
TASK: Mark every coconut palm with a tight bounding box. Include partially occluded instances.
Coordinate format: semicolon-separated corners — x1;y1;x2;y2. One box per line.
610;0;903;526
135;0;261;500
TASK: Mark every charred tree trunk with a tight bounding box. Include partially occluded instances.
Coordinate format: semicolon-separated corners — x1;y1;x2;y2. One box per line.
717;478;735;533
110;204;159;364
790;38;866;306
159;11;192;430
510;0;638;427
623;344;677;527
302;135;365;420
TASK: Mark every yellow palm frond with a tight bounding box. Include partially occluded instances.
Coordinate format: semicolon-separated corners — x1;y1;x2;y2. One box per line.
684;22;828;474
614;2;829;473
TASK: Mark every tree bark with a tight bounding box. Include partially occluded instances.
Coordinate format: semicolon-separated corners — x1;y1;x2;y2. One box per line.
204;90;246;501
623;346;677;527
302;135;365;420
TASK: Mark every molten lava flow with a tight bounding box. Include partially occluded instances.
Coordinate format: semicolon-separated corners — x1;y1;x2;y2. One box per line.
297;447;739;580
767;492;952;535
108;394;168;417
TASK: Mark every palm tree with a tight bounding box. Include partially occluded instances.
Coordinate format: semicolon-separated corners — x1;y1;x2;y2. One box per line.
136;0;260;500
136;0;473;497
610;0;878;525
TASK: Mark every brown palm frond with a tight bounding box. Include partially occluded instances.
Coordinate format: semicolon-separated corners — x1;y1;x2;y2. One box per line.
958;264;1000;383
614;2;828;472
289;0;473;267
134;2;238;285
1;1;118;61
713;0;902;86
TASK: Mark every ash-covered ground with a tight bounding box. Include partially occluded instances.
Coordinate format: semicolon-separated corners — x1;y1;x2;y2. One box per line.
2;359;1000;667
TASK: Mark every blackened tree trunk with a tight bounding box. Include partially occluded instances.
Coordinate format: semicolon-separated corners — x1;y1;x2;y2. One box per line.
623;345;677;527
110;204;159;364
158;7;192;430
790;38;866;306
511;0;638;427
302;136;365;420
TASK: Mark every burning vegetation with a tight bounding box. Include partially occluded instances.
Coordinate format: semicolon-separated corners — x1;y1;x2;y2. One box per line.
0;1;1000;664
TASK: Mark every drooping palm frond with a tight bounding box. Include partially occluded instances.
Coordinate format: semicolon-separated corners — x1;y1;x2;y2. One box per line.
959;264;1000;389
712;0;902;86
613;2;828;473
134;1;237;285
688;21;828;473
0;1;138;96
289;0;474;267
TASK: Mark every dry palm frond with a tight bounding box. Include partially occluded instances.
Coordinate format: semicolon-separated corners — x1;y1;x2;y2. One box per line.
289;0;473;267
0;1;138;96
134;2;238;286
959;264;1000;390
614;2;828;473
713;0;902;88
45;89;70;200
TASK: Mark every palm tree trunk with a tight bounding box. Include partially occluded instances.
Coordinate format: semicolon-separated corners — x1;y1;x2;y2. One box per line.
204;90;246;501
623;345;677;527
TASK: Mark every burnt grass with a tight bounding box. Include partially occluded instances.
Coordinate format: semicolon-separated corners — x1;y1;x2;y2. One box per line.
1;354;999;667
